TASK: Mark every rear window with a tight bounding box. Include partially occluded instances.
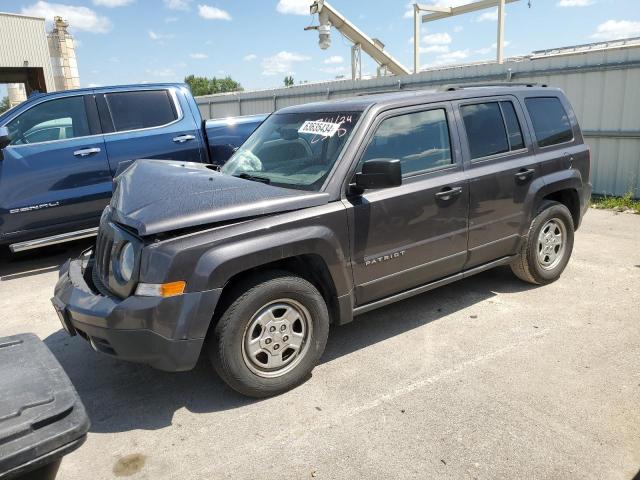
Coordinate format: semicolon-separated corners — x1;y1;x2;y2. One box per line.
105;90;177;132
461;101;526;160
461;102;508;159
525;97;573;147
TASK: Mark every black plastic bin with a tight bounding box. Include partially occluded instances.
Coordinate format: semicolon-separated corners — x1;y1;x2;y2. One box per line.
0;333;89;480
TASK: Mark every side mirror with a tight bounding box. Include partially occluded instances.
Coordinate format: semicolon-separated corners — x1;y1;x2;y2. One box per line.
354;158;402;191
0;127;10;150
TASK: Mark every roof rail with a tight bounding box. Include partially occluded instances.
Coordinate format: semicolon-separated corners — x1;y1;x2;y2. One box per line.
441;82;547;91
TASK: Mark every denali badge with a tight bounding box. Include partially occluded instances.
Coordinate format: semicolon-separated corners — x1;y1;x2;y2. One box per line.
9;202;60;214
365;250;406;267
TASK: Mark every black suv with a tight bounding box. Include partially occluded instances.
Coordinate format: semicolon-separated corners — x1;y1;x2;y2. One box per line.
53;85;591;397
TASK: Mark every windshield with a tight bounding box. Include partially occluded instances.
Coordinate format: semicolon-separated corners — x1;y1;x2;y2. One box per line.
221;112;361;191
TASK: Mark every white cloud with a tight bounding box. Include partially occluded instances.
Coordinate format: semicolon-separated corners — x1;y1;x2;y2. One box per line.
87;82;102;87
475;8;499;22
422;32;452;45
557;0;593;6
243;53;257;61
198;4;231;20
108;56;119;62
475;40;510;55
591;20;640;40
433;49;469;65
164;16;178;22
324;55;343;64
453;25;463;33
319;65;347;75
276;0;310;15
421;45;450;53
21;1;111;33
148;30;174;41
189;52;208;59
164;0;190;10
262;51;310;75
92;0;132;7
145;68;175;77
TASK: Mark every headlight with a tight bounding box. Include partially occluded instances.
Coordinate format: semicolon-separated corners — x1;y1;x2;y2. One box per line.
118;242;135;282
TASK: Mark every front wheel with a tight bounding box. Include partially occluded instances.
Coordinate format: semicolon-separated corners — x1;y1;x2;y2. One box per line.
511;201;575;285
208;271;329;398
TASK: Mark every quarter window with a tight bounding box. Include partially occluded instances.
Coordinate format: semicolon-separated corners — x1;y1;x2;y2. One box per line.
6;96;90;145
105;90;177;132
525;97;573;147
461;101;526;160
360;109;452;176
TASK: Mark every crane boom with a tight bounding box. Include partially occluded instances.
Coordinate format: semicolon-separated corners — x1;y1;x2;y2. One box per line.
310;0;410;77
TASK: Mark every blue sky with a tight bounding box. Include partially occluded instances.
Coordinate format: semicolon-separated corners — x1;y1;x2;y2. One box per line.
1;0;640;96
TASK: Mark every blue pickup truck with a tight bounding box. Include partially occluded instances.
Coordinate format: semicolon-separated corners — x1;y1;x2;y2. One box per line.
0;83;265;253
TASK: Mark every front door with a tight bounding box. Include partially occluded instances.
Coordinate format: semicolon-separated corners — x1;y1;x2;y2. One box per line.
454;97;540;268
348;104;469;306
0;94;111;238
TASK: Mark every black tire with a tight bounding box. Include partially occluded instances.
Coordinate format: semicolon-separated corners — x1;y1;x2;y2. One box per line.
208;270;329;398
510;201;575;285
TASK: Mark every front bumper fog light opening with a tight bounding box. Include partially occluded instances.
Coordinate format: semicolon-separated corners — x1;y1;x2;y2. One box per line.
135;281;186;297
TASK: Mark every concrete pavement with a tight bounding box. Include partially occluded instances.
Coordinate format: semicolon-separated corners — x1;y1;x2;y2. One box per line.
0;208;638;479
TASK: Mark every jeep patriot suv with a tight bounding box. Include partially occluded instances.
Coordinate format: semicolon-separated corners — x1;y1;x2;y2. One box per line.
53;85;591;397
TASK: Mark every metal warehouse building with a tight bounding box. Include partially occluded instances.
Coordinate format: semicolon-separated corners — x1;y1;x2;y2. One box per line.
196;38;640;197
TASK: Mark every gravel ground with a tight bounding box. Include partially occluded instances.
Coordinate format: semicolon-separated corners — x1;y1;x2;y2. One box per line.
1;208;638;480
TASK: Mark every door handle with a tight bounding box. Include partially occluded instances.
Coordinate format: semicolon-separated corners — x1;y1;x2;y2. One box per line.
173;134;196;143
73;147;101;157
435;186;463;201
514;168;535;182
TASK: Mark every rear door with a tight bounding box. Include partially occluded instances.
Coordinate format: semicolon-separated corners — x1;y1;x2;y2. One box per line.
347;103;469;305
96;88;204;175
0;94;111;238
453;96;540;268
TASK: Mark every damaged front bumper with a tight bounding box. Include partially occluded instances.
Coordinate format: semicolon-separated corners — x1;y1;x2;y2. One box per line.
51;254;221;372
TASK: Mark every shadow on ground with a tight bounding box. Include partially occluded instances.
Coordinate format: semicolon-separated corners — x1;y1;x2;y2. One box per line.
0;240;93;281
43;265;536;434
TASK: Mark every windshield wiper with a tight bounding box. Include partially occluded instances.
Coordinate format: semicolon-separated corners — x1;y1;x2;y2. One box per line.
233;173;271;184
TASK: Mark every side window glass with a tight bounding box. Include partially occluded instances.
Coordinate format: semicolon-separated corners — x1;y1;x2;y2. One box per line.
7;96;89;146
525;97;573;147
500;101;524;150
360;109;452;176
461;102;509;159
105;90;177;132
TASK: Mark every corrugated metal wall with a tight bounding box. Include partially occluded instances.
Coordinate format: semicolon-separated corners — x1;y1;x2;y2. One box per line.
196;41;640;197
0;13;56;91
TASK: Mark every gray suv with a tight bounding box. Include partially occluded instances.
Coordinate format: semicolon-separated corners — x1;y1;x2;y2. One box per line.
53;85;592;397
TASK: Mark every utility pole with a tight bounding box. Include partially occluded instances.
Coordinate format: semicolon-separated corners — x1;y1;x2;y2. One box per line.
497;0;506;64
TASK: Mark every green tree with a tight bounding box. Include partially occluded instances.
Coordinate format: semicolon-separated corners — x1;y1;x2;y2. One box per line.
284;75;294;87
0;96;10;115
184;75;243;96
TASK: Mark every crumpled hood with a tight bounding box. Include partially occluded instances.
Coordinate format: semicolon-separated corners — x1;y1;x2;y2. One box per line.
110;159;330;236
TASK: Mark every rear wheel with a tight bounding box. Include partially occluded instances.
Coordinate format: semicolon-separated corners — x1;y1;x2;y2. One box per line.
511;201;574;285
208;271;329;397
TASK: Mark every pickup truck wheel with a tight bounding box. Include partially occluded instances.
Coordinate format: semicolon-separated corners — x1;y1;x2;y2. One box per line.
510;201;574;285
208;271;329;398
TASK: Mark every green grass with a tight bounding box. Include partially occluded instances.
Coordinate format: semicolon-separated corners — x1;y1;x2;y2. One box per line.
591;192;640;214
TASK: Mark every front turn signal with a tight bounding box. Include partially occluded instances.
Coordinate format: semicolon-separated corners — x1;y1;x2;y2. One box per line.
135;281;186;297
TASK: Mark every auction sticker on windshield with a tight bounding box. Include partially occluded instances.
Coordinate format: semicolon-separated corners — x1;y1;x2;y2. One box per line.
298;120;341;137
